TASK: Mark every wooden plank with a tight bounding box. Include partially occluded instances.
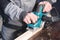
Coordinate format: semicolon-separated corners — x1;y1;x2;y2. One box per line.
15;22;45;40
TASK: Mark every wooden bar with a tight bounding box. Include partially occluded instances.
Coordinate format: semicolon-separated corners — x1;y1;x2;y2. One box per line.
15;22;45;40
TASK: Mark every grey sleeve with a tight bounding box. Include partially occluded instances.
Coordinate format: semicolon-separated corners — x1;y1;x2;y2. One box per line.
4;2;27;21
47;0;57;4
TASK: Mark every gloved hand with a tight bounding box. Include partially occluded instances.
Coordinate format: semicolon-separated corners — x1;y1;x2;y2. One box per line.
39;1;52;12
23;12;38;24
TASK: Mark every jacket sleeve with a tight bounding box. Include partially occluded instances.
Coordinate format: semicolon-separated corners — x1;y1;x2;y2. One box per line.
0;0;27;21
51;0;60;15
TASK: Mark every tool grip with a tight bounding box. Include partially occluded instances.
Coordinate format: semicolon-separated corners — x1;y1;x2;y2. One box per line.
27;5;45;29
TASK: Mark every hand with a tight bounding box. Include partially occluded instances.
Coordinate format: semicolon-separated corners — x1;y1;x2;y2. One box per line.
39;1;52;12
23;12;38;24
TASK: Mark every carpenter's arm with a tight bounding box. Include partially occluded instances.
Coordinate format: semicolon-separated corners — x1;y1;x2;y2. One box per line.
0;0;27;21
